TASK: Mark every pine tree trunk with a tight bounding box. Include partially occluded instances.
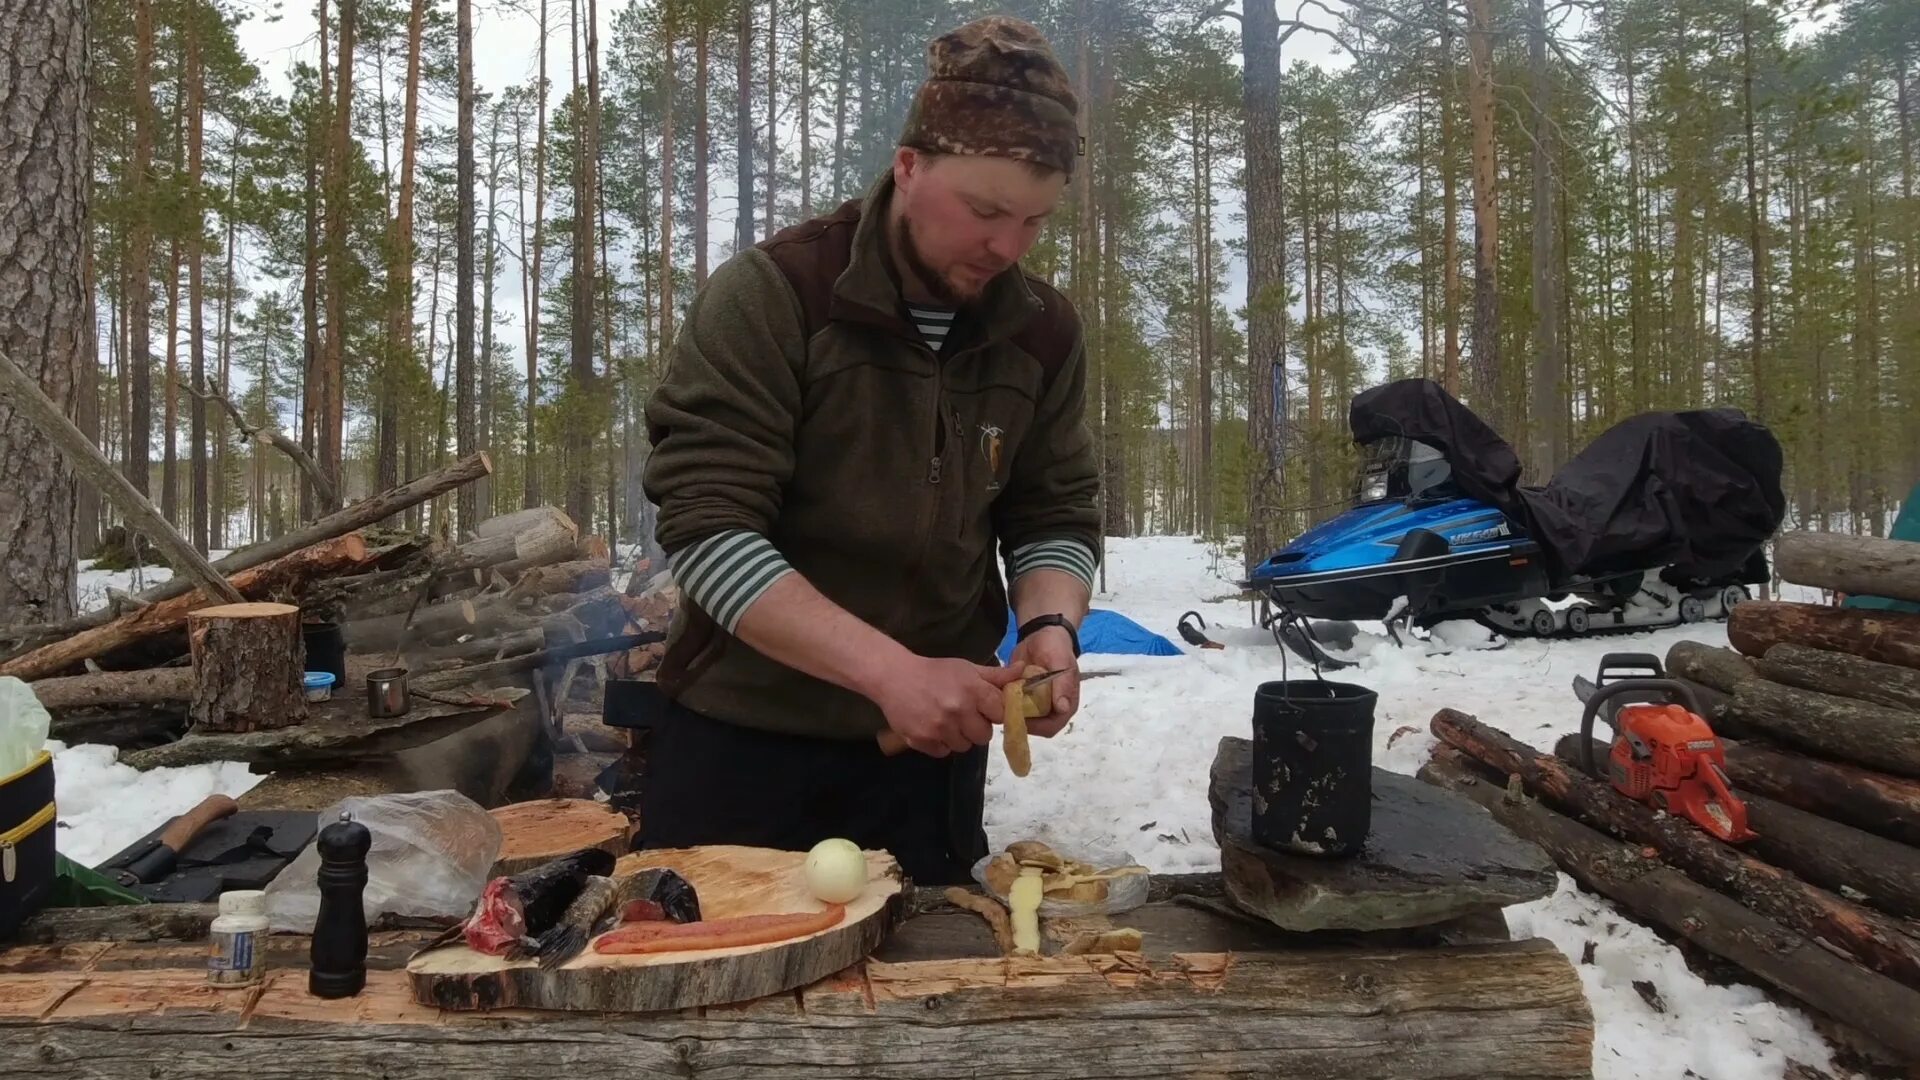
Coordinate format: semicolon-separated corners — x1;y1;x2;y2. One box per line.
1301;122;1320;517
830;19;847;204
735;0;754;250
1527;0;1561;478
322;0;358;511
695;17;711;287
78;206;100;554
798;0;811;218
127;0;156;500
1440;8;1461;396
188;46;209;553
764;0;776;234
300;0;324;522
1197;101;1213;537
525;0;549;511
564;0;597;532
659;7;676;351
1741;5;1768;419
0;0;87;622
164;228;185;525
1240;0;1286;574
1465;0;1500;425
456;0;477;532
213;135;239;551
380;0;425;525
1624;47;1646;413
479;102;502;523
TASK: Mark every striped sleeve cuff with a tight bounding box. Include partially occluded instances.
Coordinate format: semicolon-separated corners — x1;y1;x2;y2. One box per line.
668;529;796;634
1006;538;1099;592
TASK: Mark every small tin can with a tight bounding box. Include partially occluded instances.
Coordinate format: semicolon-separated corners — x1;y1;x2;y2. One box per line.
208;889;269;986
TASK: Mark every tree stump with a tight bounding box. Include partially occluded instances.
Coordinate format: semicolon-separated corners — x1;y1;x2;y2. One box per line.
187;602;308;733
488;797;632;875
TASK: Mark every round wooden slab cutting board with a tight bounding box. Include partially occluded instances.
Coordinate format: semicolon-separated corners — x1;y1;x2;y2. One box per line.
407;844;904;1012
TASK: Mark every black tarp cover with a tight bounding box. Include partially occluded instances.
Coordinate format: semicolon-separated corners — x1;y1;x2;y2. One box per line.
1348;378;1785;583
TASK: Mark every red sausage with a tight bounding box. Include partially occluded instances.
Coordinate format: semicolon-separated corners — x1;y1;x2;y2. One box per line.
593;904;847;955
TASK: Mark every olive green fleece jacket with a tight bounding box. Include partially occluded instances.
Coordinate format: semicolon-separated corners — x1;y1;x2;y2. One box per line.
640;172;1102;740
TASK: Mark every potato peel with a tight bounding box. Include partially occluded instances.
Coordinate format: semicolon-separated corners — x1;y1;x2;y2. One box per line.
1002;679;1031;777
945;887;1015;955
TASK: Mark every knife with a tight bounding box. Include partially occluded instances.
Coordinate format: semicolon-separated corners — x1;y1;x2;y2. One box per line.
875;668;1074;757
100;793;240;887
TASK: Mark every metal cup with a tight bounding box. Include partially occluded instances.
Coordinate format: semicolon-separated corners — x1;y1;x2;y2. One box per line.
366;667;410;718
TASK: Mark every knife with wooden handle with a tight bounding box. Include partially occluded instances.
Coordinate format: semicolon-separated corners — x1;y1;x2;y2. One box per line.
106;793;240;886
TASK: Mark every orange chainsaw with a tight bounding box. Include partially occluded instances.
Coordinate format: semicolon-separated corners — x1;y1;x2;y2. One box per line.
1576;654;1756;843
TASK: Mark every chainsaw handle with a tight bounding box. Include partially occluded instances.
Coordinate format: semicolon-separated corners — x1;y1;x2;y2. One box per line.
1577;678;1706;776
1700;760;1752;839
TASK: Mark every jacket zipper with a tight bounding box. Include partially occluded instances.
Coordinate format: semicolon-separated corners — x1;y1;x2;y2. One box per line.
0;800;56;884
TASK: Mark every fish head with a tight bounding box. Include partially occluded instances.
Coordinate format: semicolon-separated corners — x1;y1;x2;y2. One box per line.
652;869;701;923
462;877;529;955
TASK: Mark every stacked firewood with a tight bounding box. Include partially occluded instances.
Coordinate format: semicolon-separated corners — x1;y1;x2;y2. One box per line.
0;453;672;765
1419;528;1920;1064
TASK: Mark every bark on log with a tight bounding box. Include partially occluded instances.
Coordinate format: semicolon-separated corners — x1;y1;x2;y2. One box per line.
1729;675;1920;778
503;558;611;601
473;505;577;542
1420;746;1920;1062
1720;738;1920;848
31;667;194;711
0;347;243;606
1430;708;1920;988
1729;600;1920;669
409;632;664;692
408;628;546;672
1665;640;1759;694
1756;642;1920;712
1775;530;1920;606
0;453;491;652
186;601;308;733
1555;735;1920;921
0;534;375;681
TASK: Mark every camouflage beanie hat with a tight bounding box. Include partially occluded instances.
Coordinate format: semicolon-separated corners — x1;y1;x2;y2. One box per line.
898;16;1081;176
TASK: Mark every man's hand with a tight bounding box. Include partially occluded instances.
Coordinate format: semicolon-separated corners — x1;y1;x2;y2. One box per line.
869;657;1022;758
1008;626;1080;738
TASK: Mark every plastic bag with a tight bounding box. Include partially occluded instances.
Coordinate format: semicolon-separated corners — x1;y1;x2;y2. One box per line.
264;790;503;932
0;676;52;777
971;843;1150;918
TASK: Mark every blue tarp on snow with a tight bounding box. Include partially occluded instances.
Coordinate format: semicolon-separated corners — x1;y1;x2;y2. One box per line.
995;608;1183;663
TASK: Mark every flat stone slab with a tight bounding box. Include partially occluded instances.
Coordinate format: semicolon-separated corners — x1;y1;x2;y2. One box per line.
1210;736;1556;931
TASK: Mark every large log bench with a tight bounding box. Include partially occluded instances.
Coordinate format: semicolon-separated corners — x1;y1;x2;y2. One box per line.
2;878;1594;1078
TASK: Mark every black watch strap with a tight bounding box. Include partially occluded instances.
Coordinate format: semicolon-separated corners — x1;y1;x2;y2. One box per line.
1016;614;1081;657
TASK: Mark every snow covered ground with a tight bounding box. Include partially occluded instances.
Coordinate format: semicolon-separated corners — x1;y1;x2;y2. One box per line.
47;535;1851;1077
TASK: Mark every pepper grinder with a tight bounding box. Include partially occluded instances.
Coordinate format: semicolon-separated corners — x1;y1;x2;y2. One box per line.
308;811;371;998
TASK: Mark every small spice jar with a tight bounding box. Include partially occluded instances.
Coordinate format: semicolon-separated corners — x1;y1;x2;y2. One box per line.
207;889;269;987
302;671;336;703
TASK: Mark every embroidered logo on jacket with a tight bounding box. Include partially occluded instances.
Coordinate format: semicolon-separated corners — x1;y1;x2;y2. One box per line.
979;424;1004;492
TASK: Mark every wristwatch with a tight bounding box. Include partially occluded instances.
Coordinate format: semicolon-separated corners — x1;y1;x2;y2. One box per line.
1016;614;1081;658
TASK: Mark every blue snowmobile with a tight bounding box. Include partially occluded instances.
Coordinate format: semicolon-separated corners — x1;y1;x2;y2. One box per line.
1243;378;1785;668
